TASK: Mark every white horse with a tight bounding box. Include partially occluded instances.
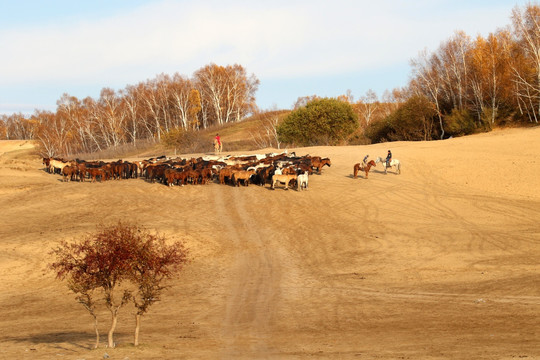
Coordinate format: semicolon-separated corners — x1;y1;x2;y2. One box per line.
375;156;401;174
48;159;70;174
297;172;309;191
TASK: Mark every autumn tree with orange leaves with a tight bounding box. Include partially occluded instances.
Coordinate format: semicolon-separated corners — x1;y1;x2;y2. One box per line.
3;63;258;157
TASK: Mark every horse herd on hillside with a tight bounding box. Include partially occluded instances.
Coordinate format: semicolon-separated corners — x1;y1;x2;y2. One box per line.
42;152;400;191
42;152;332;190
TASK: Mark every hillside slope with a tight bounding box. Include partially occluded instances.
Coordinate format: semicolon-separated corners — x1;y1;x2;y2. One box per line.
0;127;539;359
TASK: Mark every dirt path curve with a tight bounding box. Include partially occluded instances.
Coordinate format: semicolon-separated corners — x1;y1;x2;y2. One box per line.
210;185;282;359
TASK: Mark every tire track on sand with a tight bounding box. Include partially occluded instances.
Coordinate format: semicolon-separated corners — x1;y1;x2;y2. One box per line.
212;186;281;359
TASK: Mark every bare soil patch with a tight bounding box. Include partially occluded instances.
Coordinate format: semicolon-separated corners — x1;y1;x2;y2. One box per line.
0;128;539;359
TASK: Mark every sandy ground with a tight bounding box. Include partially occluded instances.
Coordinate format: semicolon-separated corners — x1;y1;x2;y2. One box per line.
0;128;539;360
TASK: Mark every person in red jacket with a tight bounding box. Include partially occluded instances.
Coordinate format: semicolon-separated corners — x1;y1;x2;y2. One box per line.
214;134;222;153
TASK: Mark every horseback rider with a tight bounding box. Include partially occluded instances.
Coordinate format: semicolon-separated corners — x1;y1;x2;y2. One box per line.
386;150;392;167
362;154;369;166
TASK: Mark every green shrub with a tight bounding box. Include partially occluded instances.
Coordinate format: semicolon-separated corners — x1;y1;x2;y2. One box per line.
365;95;436;143
364;119;393;143
277;98;358;146
445;108;475;136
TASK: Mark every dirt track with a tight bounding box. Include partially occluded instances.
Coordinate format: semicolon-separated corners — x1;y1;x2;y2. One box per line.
0;128;539;359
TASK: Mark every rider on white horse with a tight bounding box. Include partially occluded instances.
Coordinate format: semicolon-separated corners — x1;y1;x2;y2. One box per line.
386;150;392;167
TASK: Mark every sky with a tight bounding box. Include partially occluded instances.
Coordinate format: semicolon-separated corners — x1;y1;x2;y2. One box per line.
0;0;531;115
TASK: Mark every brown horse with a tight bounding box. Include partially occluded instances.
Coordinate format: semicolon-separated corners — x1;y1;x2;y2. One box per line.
311;157;331;174
86;167;106;183
353;160;376;179
62;165;77;182
271;174;297;190
232;170;255;187
198;167;214;184
164;168;185;186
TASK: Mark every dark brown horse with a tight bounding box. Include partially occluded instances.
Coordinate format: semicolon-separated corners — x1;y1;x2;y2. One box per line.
353;160;376;179
86;167;106;183
62;165;77;182
164;168;188;186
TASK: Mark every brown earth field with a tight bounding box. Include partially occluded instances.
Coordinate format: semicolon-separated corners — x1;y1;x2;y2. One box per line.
0;127;539;360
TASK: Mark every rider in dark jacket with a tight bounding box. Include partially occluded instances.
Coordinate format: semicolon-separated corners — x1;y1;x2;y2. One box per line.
386;150;392;167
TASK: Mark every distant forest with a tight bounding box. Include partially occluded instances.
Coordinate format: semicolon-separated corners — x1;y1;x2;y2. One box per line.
1;3;539;156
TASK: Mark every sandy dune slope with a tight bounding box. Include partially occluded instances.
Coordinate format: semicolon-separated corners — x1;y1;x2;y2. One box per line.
0;127;539;359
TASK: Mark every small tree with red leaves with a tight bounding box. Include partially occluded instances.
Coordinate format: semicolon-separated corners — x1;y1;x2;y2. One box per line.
50;221;189;348
129;227;188;346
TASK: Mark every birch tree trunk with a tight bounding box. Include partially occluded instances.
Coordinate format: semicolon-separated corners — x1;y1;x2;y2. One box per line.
108;311;118;348
134;313;141;346
93;315;100;349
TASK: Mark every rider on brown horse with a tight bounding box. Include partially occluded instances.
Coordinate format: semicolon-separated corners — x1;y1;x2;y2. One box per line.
362;154;369;166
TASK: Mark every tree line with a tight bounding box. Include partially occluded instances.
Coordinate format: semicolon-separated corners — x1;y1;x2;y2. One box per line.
283;3;540;145
0;63;258;156
366;3;540;142
2;4;540;152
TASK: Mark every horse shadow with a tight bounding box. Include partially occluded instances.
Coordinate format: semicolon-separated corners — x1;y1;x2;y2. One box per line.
347;174;367;179
373;169;399;175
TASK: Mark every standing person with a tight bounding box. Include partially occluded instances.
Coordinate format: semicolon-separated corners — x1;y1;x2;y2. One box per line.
386;150;392;167
214;134;222;153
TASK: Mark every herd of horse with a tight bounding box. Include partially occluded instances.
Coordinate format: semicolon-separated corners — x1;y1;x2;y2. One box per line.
42;152;400;190
41;152;332;190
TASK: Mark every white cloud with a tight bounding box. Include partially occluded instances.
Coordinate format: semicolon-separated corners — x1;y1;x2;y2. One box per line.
0;0;523;113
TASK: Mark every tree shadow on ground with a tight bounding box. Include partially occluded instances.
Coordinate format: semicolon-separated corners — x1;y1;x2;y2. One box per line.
0;330;130;351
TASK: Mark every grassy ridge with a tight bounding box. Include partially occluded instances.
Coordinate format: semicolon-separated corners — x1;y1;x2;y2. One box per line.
71;110;291;160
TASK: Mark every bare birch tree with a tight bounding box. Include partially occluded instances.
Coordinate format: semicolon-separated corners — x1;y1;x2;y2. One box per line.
410;50;446;139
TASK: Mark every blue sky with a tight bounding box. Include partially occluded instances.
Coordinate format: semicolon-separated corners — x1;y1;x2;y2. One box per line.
0;0;529;115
